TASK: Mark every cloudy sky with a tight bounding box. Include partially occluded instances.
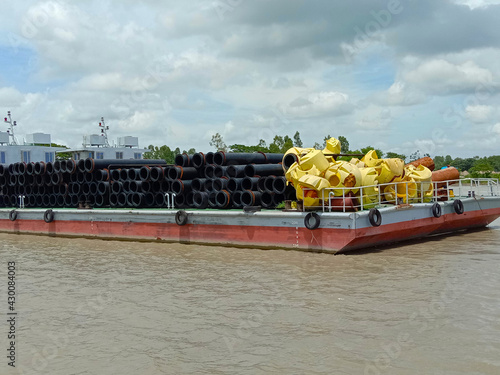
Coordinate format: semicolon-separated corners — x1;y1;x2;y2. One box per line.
1;0;500;157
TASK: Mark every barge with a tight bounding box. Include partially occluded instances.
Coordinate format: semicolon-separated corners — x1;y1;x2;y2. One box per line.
1;178;499;254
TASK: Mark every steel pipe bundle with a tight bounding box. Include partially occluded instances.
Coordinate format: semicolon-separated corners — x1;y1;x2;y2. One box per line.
154;151;296;209
213;152;285;166
0;158;171;209
0;152;294;210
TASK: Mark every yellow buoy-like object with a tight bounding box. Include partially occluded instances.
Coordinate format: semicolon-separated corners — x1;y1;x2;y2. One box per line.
322;137;341;155
337;162;362;195
296;174;331;206
284;139;416;209
359;167;379;208
361;150;382;168
405;164;433;202
299;149;330;173
383;176;417;204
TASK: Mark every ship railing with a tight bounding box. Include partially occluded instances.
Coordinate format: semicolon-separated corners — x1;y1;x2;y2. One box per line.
434;178;499;201
300;177;500;213
164;193;176;209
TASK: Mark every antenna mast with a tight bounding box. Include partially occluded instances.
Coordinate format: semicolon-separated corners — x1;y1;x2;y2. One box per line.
98;117;110;147
3;111;18;145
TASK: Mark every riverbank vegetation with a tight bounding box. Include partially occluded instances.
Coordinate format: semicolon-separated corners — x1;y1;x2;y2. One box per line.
143;133;500;177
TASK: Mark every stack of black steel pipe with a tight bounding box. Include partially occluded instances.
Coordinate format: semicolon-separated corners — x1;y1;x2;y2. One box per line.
0;159;166;209
0;153;295;210
174;151;295;209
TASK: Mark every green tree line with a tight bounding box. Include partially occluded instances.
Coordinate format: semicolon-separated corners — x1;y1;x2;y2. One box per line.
143;133;500;178
434;155;500;177
143;145;196;164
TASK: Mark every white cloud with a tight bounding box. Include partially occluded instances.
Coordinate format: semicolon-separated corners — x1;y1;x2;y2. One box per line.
453;0;500;8
0;87;25;107
465;105;494;123
286;92;353;118
2;0;500;157
404;60;497;95
373;81;426;106
354;105;392;130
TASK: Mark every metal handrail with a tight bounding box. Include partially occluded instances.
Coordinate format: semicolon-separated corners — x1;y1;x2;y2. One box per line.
303;177;500;213
164;193;176;209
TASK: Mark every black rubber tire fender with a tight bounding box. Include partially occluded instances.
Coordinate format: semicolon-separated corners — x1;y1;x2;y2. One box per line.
453;199;464;215
9;210;17;222
44;209;55;223
432;202;442;218
368;208;382;227
175;210;188;226
304;212;321;230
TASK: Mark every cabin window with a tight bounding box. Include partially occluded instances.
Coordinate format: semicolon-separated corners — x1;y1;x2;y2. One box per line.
45;152;54;163
134;153;142;159
96;152;104;159
22;151;31;163
116;152;123;159
0;151;5;164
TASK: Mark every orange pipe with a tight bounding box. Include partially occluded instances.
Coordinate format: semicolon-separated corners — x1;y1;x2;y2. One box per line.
406;157;435;171
432;167;460;187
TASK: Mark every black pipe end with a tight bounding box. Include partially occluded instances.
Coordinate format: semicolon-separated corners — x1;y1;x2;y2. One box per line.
205;152;215;165
67;160;76;174
283;154;298;171
273;177;287;194
244;164;255;177
84;158;94;173
150;167;163;182
213;152;225;166
261;191;274;208
192;178;205;192
168;167;180;180
174;194;185;208
172;179;184;195
139;166;150;181
204;165;215;179
192;153;205;169
213;166;226;178
216;190;230;208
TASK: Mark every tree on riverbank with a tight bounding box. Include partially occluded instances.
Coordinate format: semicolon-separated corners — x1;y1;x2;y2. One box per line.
144;133;500;172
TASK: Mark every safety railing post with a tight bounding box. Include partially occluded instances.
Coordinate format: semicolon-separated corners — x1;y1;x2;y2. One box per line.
360;186;364;211
342;188;346;213
322;189;326;213
17;195;26;209
164;193;176;209
18;195;26;209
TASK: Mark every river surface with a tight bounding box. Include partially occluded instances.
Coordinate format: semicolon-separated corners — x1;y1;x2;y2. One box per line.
1;219;500;375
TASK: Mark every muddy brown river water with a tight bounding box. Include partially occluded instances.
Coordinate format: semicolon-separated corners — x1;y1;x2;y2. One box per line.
1;219;499;374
